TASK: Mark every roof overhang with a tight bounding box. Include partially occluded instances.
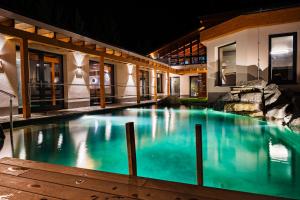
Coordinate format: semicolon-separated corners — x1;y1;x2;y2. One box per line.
0;8;174;73
200;6;300;43
0;8;208;75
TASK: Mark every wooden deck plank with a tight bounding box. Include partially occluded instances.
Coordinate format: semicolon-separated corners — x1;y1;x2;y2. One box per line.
0;185;61;200
0;157;146;186
143;179;282;200
0;173;135;200
16;168;210;200
0;158;286;200
0;162;30;176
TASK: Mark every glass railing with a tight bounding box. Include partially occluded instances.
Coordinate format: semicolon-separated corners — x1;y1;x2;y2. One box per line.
155;55;207;66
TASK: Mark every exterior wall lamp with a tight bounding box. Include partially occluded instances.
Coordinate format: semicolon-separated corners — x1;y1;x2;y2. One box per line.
75;66;83;78
127;64;133;76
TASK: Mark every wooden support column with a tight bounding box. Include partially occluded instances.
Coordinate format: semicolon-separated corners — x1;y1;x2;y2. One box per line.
51;62;56;106
99;55;106;108
135;65;140;104
195;124;203;186
190;41;193;64
125;122;137;176
167;71;170;96
153;67;157;102
20;38;31;119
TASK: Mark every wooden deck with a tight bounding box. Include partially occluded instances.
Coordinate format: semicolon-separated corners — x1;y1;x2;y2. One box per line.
0;158;286;200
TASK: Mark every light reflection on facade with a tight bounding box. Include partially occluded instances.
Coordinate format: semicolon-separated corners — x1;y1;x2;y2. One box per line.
94;120;99;133
169;108;176;132
105;120;112;141
76;141;89;168
164;108;170;134
269;142;289;162
37;131;43;145
151;109;157;140
57;133;63;149
69;120;95;169
19;147;26;160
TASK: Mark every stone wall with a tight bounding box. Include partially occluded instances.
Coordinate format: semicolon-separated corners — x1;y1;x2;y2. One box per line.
215;80;300;132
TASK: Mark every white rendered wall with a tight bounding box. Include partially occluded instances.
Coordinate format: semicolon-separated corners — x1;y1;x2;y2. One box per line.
169;73;201;97
203;21;300;102
113;62;137;101
65;52;90;108
163;72;168;96
0;35;18;115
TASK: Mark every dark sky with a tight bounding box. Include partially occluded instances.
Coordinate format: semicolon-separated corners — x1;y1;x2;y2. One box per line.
0;0;299;55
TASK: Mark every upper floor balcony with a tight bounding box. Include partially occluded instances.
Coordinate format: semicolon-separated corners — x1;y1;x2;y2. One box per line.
149;30;207;67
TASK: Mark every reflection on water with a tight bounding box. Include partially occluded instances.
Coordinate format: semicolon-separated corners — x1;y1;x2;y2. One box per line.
1;106;300;199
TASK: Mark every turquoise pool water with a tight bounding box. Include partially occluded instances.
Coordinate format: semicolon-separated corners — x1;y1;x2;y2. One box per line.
1;106;300;199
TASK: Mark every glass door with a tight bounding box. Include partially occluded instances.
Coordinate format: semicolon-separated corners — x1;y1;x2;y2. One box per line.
190;74;207;98
170;77;180;96
139;70;150;100
29;50;64;111
89;61;115;106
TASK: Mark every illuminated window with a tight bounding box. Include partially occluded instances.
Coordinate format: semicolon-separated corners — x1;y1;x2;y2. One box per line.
170;77;180;96
190;76;200;97
157;73;163;93
218;43;236;86
269;33;297;84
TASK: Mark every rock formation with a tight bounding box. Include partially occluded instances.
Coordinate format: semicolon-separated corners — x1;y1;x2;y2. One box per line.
214;80;300;133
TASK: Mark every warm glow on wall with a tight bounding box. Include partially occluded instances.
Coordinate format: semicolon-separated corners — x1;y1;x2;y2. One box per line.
73;52;85;78
73;51;85;66
127;64;134;75
75;66;83;78
149;53;158;59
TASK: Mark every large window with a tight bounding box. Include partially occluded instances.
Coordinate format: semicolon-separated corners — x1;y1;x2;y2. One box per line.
170;77;180;96
89;61;115;105
26;49;64;111
190;76;200;97
269;33;297;84
140;70;150;100
190;75;207;98
157;73;163;93
218;43;236;86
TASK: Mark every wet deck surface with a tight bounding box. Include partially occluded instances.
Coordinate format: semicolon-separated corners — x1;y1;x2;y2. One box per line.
0;157;285;200
0;101;155;128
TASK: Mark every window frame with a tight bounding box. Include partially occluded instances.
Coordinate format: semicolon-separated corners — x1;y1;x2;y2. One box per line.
189;76;200;97
156;73;163;93
170;77;180;97
217;42;237;86
268;32;297;84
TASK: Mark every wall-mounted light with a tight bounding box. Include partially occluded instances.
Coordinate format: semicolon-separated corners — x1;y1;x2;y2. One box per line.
127;64;133;76
0;56;4;73
75;66;83;78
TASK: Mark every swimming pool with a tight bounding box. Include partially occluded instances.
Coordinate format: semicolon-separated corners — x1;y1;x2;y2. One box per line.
1;106;300;199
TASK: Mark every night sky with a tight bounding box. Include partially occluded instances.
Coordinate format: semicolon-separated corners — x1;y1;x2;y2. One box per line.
0;0;299;55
